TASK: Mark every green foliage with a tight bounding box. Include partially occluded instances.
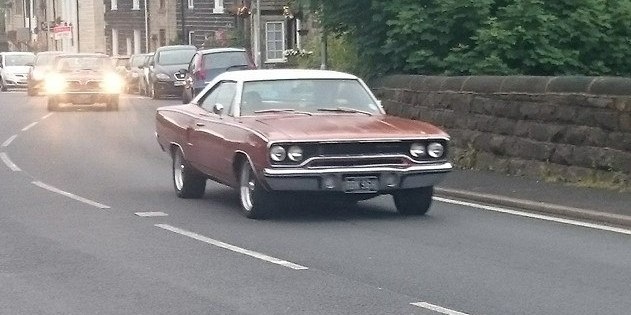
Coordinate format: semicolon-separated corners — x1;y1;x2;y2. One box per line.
304;0;631;76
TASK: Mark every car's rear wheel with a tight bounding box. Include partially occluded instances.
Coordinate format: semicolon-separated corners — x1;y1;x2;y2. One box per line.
393;186;434;215
172;147;206;198
239;161;275;219
47;97;59;111
106;96;119;111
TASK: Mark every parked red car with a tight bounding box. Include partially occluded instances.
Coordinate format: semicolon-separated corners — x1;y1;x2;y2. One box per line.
155;69;452;218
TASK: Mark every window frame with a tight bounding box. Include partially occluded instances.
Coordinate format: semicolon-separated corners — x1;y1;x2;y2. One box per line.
212;0;224;14
187;0;194;9
111;0;118;10
264;21;286;63
132;0;140;10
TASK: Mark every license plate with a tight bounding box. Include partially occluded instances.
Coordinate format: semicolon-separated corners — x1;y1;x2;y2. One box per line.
174;81;185;86
343;177;379;193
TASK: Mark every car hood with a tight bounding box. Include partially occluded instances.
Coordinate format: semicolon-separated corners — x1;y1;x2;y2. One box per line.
242;114;449;142
60;69;108;80
155;64;187;75
4;66;31;75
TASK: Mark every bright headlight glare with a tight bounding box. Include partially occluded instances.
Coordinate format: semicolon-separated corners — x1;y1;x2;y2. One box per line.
427;142;444;158
270;146;287;162
410;143;426;158
287;146;303;162
32;70;45;80
44;74;66;94
156;73;170;80
102;73;123;93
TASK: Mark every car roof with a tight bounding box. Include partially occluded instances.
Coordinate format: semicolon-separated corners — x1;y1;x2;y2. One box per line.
36;51;64;55
56;53;109;58
1;51;35;55
198;47;246;55
155;45;196;52
216;69;360;82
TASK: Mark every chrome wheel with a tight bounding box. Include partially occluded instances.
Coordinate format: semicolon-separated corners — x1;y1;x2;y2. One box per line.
171;148;205;198
173;151;185;191
240;164;255;211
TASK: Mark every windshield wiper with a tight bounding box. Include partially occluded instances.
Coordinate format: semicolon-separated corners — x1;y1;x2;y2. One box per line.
253;108;312;116
316;107;373;116
226;64;249;71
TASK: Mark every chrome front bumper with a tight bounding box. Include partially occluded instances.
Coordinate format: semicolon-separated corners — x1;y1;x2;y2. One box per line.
263;162;452;192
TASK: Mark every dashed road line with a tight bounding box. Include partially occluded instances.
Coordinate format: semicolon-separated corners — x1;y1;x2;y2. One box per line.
0;152;21;171
155;224;309;270
434;196;631;235
1;135;17;147
135;211;168;217
411;302;469;315
21;121;38;131
32;181;111;209
41;113;54;120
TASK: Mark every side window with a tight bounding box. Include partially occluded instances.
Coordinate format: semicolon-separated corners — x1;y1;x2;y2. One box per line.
188;53;198;72
199;81;237;113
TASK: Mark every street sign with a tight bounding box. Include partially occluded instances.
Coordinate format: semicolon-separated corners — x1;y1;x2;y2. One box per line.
53;25;72;40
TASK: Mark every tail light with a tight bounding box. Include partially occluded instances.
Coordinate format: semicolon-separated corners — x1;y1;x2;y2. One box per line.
194;55;205;80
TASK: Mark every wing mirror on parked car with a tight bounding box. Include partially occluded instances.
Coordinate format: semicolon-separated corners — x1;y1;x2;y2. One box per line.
213;103;224;115
178;69;188;75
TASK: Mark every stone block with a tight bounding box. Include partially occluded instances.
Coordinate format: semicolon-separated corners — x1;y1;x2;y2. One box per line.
589;77;631;96
462;76;506;93
550;144;574;165
607;132;631;151
620;113;631;132
546;76;593;94
441;76;470;92
501;76;550;94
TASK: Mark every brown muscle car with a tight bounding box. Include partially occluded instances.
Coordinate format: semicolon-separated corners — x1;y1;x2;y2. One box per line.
155;69;452;219
45;53;123;111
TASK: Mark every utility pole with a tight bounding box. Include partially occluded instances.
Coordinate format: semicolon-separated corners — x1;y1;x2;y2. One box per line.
253;0;260;68
144;0;149;52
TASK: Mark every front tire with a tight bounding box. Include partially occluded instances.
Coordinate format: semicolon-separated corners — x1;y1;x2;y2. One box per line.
393;186;434;215
47;97;59;111
172;147;206;198
239;161;275;219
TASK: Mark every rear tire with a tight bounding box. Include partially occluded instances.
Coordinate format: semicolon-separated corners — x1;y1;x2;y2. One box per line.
172;147;206;198
239;160;276;219
27;86;37;96
393;186;434;215
47;97;59;111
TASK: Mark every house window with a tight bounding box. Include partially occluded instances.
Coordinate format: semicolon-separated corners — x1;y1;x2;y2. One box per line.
132;0;140;10
126;37;132;56
265;21;285;62
188;31;195;45
187;0;194;9
159;29;166;47
111;0;118;10
213;0;224;14
111;28;119;55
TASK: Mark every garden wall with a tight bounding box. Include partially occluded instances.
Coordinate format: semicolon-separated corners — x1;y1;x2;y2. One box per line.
372;75;631;188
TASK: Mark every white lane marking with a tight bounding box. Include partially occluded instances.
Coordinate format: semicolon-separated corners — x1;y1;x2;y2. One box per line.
156;224;309;270
135;211;168;217
434;196;631;235
21;122;38;131
411;302;469;315
2;135;17;147
41;113;54;120
0;152;21;171
32;181;111;209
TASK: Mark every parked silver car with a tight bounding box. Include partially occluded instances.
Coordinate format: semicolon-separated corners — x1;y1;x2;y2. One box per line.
0;52;36;91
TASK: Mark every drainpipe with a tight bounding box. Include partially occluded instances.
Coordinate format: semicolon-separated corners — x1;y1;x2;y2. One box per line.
253;0;260;68
144;0;149;52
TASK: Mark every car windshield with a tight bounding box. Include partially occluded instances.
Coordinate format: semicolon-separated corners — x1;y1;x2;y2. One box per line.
4;54;35;66
156;50;196;66
113;58;129;67
240;79;380;116
55;56;113;72
202;51;249;69
35;54;62;66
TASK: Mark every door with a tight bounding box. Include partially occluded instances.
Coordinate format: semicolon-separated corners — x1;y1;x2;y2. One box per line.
187;80;238;180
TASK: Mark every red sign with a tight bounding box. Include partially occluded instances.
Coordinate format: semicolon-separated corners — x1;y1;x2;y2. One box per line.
53;25;72;40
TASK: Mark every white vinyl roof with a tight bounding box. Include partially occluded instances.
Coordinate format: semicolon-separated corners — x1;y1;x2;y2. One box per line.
217;69;360;82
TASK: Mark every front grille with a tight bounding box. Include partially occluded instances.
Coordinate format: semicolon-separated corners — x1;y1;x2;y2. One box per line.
66;80;101;92
174;73;185;80
317;142;410;156
308;157;407;168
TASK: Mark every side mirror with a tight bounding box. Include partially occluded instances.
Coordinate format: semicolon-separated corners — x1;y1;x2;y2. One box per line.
213;103;224;115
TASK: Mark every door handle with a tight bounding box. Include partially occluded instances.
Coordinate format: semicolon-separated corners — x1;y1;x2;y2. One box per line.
195;122;205;127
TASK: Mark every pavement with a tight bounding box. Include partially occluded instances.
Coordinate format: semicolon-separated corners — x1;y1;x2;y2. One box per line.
435;169;631;227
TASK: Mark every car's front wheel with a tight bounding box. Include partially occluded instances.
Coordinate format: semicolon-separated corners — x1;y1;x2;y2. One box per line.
106;96;119;111
393;186;434;215
239;161;275;219
47;97;59;111
172;147;206;198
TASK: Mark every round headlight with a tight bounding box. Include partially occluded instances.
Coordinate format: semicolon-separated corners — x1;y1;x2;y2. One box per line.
410;143;426;158
270;146;287;162
427;142;444;158
44;74;67;94
156;73;170;80
287;146;303;162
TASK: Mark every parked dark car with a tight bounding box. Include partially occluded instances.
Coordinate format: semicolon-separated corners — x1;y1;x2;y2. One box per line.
148;45;196;99
181;48;255;104
45;53;123;111
155;69;452;219
27;51;65;96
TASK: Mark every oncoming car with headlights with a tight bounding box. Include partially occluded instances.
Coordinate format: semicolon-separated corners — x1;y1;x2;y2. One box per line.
27;51;65;96
45;53;123;111
155;69;452;219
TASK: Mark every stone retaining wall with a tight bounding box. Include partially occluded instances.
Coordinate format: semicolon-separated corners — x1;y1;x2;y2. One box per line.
372;75;631;189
